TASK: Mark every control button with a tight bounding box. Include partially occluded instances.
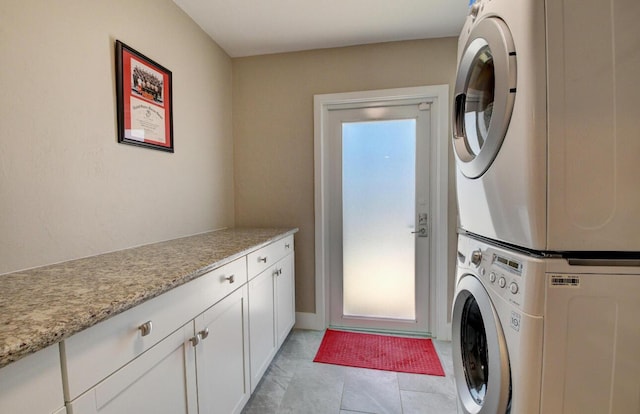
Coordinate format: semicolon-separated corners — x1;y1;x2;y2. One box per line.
509;282;519;294
480;268;485;276
471;250;482;267
498;277;507;288
489;272;496;283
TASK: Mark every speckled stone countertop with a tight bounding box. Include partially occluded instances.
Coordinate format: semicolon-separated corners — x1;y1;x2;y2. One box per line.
0;227;297;369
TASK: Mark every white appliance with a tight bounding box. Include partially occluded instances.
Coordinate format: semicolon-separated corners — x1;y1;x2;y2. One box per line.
452;233;545;413
452;233;640;413
452;0;640;252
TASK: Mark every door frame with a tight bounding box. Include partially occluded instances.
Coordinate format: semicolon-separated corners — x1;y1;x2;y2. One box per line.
312;85;450;339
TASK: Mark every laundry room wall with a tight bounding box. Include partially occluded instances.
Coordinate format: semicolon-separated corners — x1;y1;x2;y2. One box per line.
232;38;459;320
0;0;234;275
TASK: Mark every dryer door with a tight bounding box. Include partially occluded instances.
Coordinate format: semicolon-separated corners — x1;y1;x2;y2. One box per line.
452;274;511;413
453;17;516;179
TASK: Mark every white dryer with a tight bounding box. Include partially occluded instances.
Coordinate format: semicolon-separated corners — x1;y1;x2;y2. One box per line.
453;0;640;251
452;232;640;413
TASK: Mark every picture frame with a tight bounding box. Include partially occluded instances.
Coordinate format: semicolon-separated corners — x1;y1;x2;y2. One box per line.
115;40;174;152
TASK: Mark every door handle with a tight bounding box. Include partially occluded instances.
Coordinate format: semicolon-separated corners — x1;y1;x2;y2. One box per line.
411;228;427;236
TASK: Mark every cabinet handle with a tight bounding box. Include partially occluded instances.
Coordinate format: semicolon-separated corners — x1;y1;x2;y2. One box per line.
274;268;283;276
224;274;235;284
199;328;209;340
138;321;153;337
285;243;290;249
258;256;267;263
190;328;209;347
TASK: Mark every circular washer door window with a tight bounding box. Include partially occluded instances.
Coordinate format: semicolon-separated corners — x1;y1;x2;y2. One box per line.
452;275;511;413
453;17;517;179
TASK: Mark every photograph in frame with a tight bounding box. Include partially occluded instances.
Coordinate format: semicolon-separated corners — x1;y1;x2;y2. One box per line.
115;40;173;152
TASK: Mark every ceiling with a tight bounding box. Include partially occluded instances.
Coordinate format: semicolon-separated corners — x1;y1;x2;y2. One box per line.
173;0;469;57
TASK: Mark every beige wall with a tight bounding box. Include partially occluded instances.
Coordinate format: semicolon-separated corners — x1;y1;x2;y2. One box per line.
0;0;234;275
232;38;459;314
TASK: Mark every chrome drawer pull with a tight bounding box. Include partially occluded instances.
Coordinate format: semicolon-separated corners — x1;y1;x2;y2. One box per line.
138;321;153;337
190;335;200;347
224;274;235;284
258;256;267;263
285;243;291;249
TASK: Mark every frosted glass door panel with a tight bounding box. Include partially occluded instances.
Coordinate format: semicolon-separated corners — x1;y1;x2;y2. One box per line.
342;120;416;320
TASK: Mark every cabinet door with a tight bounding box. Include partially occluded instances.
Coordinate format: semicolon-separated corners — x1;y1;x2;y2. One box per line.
275;253;295;348
0;344;65;414
248;266;277;392
194;286;250;414
68;324;197;414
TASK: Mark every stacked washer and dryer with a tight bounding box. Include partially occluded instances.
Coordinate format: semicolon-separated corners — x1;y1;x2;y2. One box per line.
451;0;640;413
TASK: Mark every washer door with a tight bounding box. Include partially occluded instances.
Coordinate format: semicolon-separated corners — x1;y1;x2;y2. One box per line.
453;17;516;179
452;274;511;413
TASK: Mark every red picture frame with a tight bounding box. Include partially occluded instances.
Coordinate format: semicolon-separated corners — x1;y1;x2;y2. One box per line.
115;40;173;152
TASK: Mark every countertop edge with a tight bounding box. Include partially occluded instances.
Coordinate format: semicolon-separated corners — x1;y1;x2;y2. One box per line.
0;227;298;369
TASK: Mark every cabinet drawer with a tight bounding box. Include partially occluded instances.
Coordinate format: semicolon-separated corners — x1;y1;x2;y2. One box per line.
247;235;294;279
61;257;247;401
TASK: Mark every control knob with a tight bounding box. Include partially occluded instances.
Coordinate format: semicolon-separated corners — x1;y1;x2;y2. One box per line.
498;277;507;288
470;2;481;18
471;250;482;267
509;282;519;294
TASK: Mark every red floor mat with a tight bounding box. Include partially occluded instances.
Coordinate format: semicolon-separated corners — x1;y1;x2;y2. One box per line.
313;329;445;376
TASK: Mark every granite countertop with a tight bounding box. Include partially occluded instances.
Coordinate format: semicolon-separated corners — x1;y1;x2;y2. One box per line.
0;227;297;369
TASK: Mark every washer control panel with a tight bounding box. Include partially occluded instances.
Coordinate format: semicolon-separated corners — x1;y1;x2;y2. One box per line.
482;252;524;308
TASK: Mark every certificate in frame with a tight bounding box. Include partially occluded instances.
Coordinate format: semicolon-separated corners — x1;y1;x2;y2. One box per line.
115;40;173;152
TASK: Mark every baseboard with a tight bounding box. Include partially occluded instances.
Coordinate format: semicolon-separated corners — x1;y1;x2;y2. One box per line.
437;322;452;341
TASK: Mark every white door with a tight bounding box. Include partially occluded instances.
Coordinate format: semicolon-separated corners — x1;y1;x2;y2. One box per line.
327;102;431;334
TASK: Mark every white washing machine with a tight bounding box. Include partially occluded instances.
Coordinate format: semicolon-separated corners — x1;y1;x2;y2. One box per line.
453;0;640;252
452;232;640;413
452;233;545;413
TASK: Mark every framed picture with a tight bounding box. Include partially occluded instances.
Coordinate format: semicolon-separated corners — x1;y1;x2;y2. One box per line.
115;40;173;152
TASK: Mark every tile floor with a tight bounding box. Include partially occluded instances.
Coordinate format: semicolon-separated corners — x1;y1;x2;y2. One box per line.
242;329;457;414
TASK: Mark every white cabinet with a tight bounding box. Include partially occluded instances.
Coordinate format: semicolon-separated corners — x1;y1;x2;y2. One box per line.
59;233;295;414
248;235;295;391
0;344;65;414
61;258;247;403
194;286;250;414
275;253;295;348
68;286;252;414
67;324;197;414
248;266;277;391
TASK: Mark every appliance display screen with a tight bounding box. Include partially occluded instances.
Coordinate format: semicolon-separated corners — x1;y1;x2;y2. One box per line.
494;254;521;273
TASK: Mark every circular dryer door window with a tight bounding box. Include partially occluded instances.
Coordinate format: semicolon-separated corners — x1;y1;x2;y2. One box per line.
453;17;517;179
452;275;511;413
